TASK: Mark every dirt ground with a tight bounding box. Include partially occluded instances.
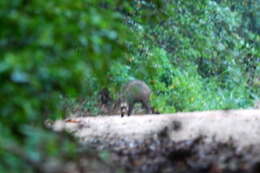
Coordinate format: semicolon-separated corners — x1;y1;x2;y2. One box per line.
52;109;260;173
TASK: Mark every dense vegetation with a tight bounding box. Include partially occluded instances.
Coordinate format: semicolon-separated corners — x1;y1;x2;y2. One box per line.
0;0;259;172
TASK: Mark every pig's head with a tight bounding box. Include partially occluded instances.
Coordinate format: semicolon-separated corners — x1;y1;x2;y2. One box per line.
120;102;129;117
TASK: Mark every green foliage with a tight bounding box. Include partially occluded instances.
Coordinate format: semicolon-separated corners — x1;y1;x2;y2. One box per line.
0;0;133;172
60;95;101;116
0;0;259;171
107;0;259;112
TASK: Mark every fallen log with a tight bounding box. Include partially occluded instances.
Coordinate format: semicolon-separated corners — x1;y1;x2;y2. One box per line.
52;109;260;149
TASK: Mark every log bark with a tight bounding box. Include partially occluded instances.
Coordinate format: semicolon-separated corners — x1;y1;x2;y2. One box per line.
52;109;260;149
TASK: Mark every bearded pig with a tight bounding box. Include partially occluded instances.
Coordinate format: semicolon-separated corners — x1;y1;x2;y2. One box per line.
119;80;152;117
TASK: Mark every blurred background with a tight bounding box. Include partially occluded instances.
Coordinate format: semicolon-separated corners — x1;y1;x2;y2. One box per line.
0;0;259;172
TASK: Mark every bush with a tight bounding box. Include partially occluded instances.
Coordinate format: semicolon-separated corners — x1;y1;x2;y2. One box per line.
0;0;133;172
